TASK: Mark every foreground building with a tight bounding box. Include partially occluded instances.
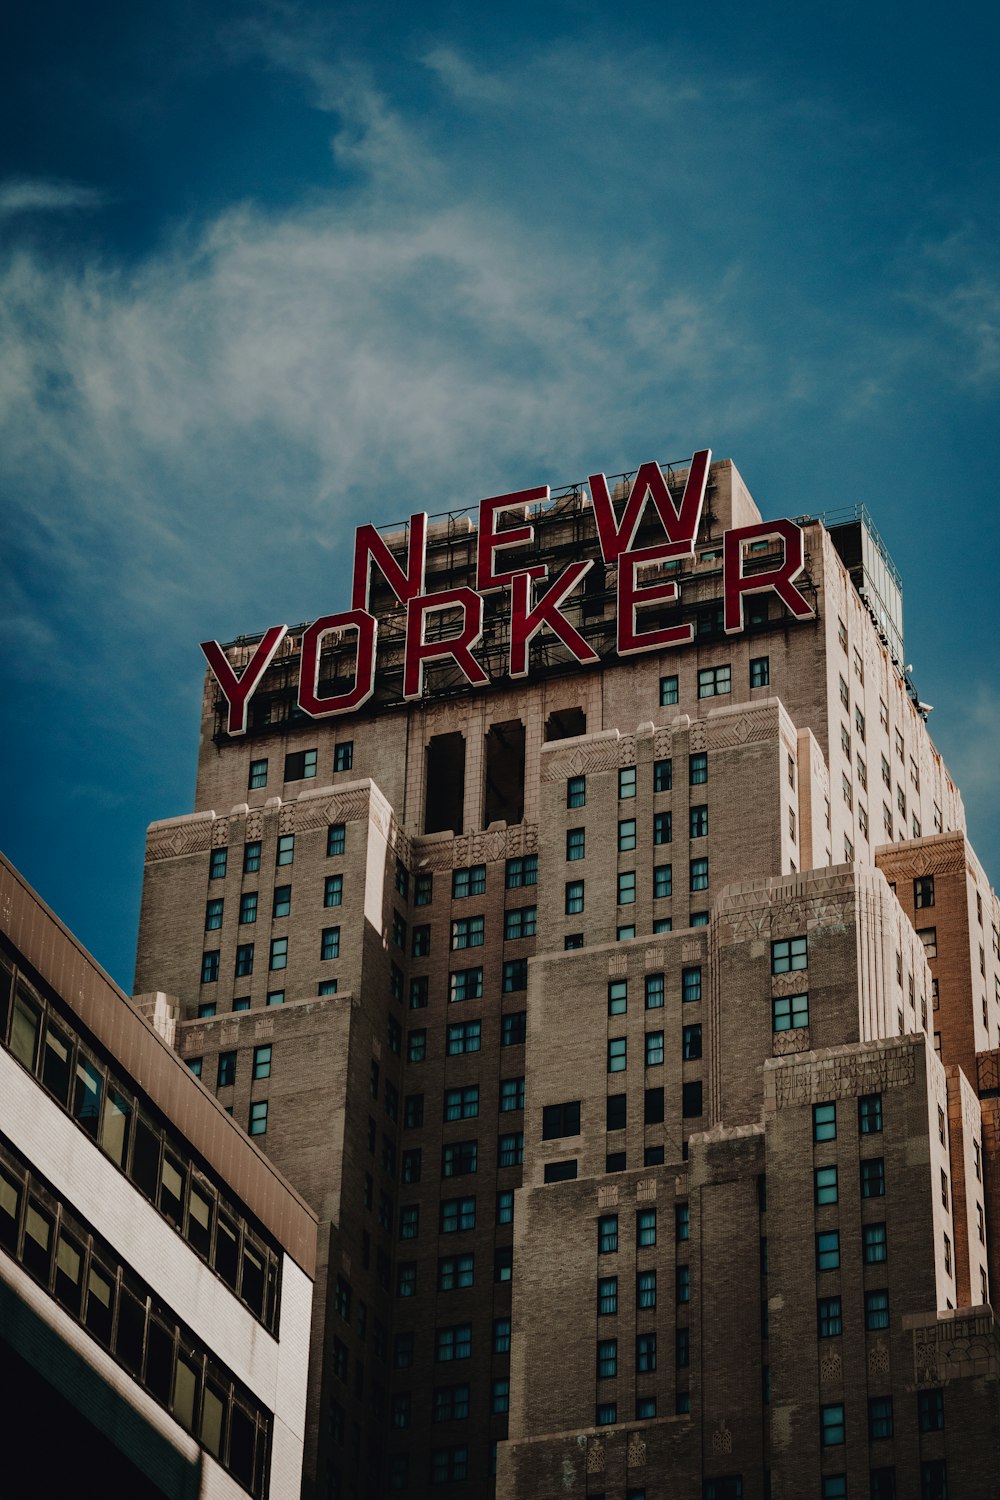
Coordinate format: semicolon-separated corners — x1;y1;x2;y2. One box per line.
0;853;317;1497
132;453;1000;1498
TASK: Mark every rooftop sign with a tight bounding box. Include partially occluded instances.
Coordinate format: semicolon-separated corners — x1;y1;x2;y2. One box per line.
202;450;815;735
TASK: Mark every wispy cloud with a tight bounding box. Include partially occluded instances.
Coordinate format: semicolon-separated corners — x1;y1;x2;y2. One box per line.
0;177;105;217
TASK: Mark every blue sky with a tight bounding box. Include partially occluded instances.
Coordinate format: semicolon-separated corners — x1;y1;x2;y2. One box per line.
2;0;999;989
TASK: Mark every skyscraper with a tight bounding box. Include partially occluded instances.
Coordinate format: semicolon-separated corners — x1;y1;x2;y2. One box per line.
133;453;1000;1499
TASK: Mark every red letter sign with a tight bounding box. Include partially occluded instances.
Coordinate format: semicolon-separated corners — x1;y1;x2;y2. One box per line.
589;449;712;563
403;587;489;700
298;610;378;718
509;562;599;677
617;544;694;656
723;520;815;633
351;512;428;611
476;488;549;592
201;625;288;736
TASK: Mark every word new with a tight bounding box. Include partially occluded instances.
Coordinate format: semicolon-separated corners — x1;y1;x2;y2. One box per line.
203;449;814;734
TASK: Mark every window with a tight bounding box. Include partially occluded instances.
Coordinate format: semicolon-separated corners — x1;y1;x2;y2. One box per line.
565;880;585;915
606;1093;627;1131
821;1404;845;1446
920;1459;948;1499
603;981;627;1019
448;915;482;950
504;907;536;940
201;951;219;984
498;1132;523;1167
915;876;935;909
542;1099;581;1140
644;1086;664;1124
566;827;586;862
863;1222;888;1263
650;814;672;852
399;1205;419;1241
252;1045;271;1081
232;996;250;1012
698;665;731;697
772;936;807;973
619;766;636;800
502;959;527;992
865;1288;890;1331
499;1077;524;1113
644;973;664;1010
197;1003;216;1018
410;976;429;1009
440;1197;476;1234
449;968;482;1003
816;1230;840;1271
442;1142;477;1178
209;848;227;880
248;758;267;790
813;1102;836;1141
750;657;769;687
496;1190;514;1225
814;1166;838;1205
242;841;261;874
861;1157;885;1198
567;775;586;808
596;1402;617;1427
682;1081;703;1117
685;805;708;842
654;758;672;793
501;1013;526;1046
275;834;294;867
690;858;709;891
334;741;353;772
617;924;636;941
444;1086;479;1121
917;1388;944;1432
869;1395;894;1441
659;674;679;705
414;871;433;906
447;1021;481;1055
636;1332;657;1372
599;1215;618;1253
249;1100;268;1136
597;1338;618;1378
452;865;486;899
320;874;343;910
683;1024;702;1059
682;966;702;1002
617;872;636;906
817;1295;842;1337
652;864;672;899
285;748;317;781
217;1051;236;1088
608;1037;627;1073
320;928;339;961
407;1030;426;1063
505;854;537;888
429;1445;468;1484
616;819;637;854
859;1093;883;1133
675;1327;690;1367
598;1275;618;1315
689;753;708;785
643;1030;664;1067
436;1324;472;1362
773;993;808;1031
187;1058;202;1078
205;899;224;931
392;912;408;948
327;823;346;857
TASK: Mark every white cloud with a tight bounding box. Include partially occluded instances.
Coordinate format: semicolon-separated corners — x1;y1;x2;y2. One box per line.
0;177;105;217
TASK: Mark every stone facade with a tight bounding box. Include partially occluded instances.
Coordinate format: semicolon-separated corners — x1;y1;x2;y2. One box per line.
132;458;998;1498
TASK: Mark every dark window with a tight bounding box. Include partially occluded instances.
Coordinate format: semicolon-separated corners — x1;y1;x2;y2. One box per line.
682;1081;702;1117
543;1101;581;1139
334;741;353;772
606;1094;627;1131
917;1388;944;1432
284;748;317;781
